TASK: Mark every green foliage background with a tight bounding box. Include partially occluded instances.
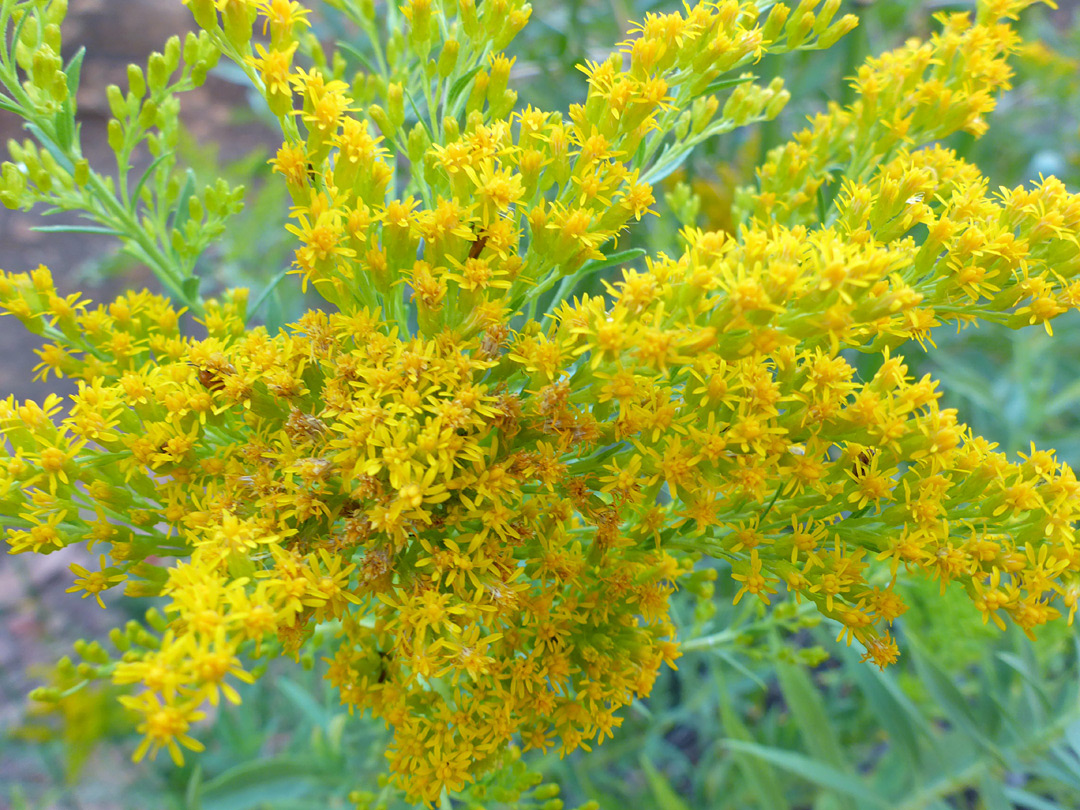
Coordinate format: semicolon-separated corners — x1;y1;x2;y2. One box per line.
5;1;1080;809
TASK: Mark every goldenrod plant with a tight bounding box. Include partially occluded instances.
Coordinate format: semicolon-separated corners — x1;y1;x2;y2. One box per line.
1;0;1079;805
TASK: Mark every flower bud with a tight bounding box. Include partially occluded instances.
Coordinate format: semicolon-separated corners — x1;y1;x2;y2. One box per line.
109;627;131;651
764;80;790;120
814;0;842;35
488;55;513;101
442;115;460;142
107;119;125;154
106;84;126;119
186;0;217;29
138;100;158;129
387;82;405;130
127;64;146;98
164;35;181;73
459;0;479;37
45;0;68;27
466;70;488;115
438;38;460;78
762;3;790;43
819;14;859;49
785;11;815;50
43;23;62;53
222;0;256;51
690;94;720;135
148;52;171;93
368;103;394;137
183;31;201;65
188;194;205;223
407;122;430;166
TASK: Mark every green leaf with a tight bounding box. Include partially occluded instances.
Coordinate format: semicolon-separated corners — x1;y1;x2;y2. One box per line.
717;676;790;810
275;675;329;729
446;64;485;110
24;122;74;173
64;46;86;98
31;224;122;235
1045;377;1080;418
247;268;292;323
199;756;335;810
775;661;848;772
722;740;890;807
639;756;692;810
186;764;203;810
978;773;1012;810
54;102;73;151
642;142;692;186
909;637;1002;757
404;87;434;138
840;646;927;770
1002;787;1069;810
700;73;757;96
169;168;197;240
334;40;379;77
132;151;176;207
181;276;201;303
995;651;1051;711
578;247;647;276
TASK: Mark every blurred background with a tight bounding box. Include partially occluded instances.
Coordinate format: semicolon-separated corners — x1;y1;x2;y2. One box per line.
2;1;1080;808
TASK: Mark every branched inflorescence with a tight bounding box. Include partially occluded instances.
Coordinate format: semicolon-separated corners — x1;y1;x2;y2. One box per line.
1;0;1079;803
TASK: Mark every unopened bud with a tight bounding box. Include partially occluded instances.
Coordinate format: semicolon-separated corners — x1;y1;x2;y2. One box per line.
386;82;405;129
127;64;146;99
107;119;125;153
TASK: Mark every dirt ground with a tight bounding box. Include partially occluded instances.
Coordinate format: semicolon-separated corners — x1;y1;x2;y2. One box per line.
0;3;278;806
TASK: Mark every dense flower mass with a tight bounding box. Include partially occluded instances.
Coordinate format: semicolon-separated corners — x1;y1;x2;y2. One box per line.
2;0;1080;804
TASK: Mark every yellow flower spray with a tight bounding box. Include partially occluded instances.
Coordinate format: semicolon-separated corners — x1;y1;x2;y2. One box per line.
1;0;1078;803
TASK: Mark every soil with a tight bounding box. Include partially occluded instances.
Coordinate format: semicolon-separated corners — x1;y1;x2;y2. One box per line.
0;3;278;806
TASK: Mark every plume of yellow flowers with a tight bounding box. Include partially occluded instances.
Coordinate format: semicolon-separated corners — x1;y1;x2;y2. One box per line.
2;0;1079;804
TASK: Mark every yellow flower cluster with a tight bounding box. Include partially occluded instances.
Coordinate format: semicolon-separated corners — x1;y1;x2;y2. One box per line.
2;0;1079;804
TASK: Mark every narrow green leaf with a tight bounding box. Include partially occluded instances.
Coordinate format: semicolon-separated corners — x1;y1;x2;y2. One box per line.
24;122;74;173
910;638;1001;757
132;151;175;207
186;764;203;810
247;268;292;323
170;168;197;239
978;773;1012;810
64;46;86;98
446;65;485;109
642;143;692;186
639;756;692;810
995;651;1051;713
181;276;201;303
53;102;73;151
276;676;329;729
700;73;757;96
1003;787;1068;810
31;224;122;235
1045;378;1080;418
841;647;927;770
334;40;378;77
716;648;768;690
775;661;847;772
578;247;647;276
717;675;790;810
404;87;434;138
200;756;334;809
722;740;890;807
